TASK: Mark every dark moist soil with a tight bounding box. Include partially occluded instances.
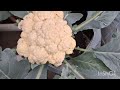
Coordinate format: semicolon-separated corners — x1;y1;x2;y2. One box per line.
0;12;94;79
0;31;21;50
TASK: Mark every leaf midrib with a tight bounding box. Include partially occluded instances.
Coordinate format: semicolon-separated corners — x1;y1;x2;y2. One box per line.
0;69;11;79
78;59;99;68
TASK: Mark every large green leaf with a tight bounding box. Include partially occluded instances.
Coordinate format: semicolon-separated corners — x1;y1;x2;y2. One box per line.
9;11;28;18
101;13;120;44
24;65;47;79
72;52;110;71
65;12;83;27
73;11;119;33
31;64;39;69
59;64;76;79
70;52;114;79
0;11;11;21
0;48;30;79
94;35;120;77
83;11;119;30
86;29;101;49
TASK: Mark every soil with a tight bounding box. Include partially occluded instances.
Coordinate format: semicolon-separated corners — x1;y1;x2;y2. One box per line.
0;31;21;50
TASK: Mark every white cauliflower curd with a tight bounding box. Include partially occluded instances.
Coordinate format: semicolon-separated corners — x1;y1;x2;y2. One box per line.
16;11;76;67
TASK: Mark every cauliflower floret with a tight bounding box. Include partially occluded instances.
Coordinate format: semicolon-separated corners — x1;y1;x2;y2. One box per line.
28;31;37;45
16;11;76;67
33;21;43;30
33;11;54;20
17;38;29;57
23;13;34;20
18;19;34;33
33;15;40;22
20;32;28;38
53;11;64;19
32;47;48;64
52;51;65;67
36;36;46;47
58;36;76;54
45;43;58;54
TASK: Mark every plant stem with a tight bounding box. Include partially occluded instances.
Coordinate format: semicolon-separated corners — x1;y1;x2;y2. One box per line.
64;11;71;19
75;47;120;55
75;47;92;52
35;65;44;79
64;60;85;79
73;11;104;32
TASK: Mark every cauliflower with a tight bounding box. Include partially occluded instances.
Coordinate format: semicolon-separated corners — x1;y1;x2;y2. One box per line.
16;11;76;67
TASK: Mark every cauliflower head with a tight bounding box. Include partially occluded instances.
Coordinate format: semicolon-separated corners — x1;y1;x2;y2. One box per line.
16;11;76;67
